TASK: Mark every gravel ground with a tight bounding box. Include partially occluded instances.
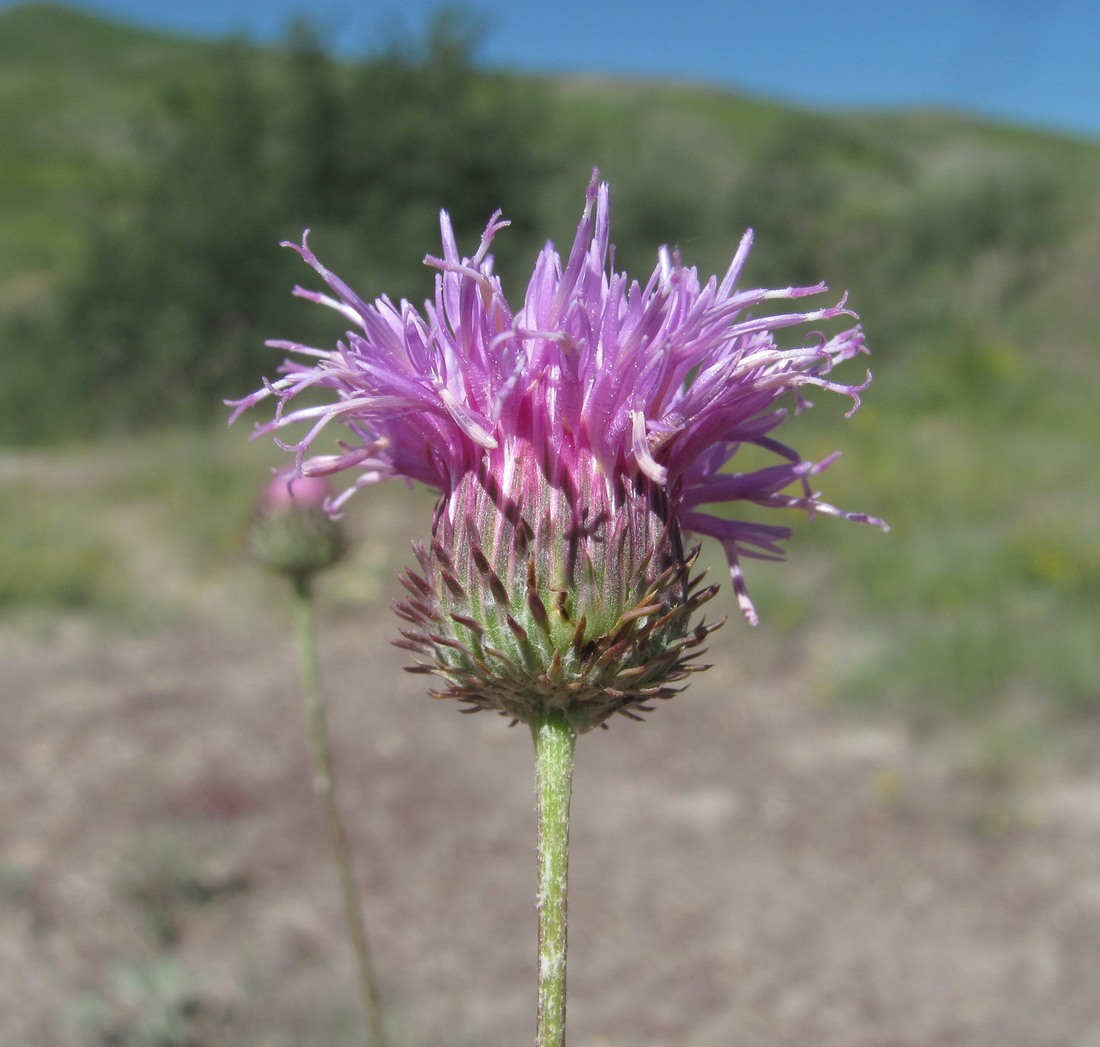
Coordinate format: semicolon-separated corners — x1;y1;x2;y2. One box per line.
3;603;1100;1047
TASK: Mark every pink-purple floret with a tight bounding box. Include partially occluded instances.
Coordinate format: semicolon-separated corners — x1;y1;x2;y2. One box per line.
228;171;886;624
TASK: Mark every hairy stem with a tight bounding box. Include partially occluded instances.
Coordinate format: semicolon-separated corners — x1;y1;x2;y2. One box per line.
531;709;577;1047
292;579;391;1047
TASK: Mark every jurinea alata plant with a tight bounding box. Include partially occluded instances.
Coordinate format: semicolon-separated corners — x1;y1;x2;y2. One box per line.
229;170;885;1047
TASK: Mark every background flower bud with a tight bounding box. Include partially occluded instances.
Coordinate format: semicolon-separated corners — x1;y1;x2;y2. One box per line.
249;472;348;586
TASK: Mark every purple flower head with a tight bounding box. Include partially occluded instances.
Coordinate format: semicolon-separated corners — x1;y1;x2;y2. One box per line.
229;172;885;729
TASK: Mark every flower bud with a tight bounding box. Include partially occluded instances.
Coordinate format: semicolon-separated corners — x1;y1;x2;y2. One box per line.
249;472;347;587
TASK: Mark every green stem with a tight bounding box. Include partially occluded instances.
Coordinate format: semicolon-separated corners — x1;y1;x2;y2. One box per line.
531;709;578;1047
292;579;392;1047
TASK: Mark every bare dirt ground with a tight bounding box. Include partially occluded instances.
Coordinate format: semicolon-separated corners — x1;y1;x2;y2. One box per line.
4;596;1100;1047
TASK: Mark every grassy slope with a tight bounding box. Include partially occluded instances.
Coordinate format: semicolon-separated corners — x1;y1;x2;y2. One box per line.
0;4;251;298
2;3;1098;724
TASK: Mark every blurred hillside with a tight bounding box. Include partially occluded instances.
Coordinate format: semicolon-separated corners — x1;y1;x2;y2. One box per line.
2;2;1099;723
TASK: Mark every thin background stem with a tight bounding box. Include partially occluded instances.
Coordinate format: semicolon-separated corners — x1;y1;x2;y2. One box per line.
292;579;392;1047
531;709;577;1047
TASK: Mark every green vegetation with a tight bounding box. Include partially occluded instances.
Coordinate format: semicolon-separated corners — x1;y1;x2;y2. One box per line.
2;3;1098;727
2;4;549;435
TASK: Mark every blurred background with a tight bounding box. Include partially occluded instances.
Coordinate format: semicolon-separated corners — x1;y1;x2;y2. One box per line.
2;2;1099;1045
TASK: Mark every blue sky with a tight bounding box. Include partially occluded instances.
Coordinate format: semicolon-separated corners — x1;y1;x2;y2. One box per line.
9;0;1100;139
